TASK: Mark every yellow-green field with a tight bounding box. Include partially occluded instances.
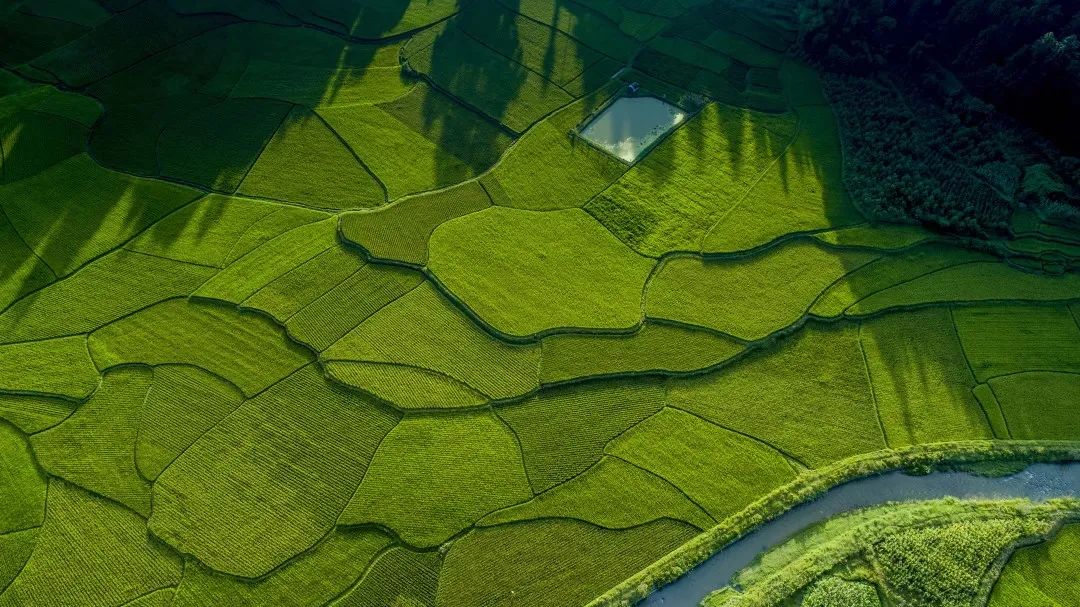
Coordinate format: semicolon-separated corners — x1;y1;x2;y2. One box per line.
1;1;1078;606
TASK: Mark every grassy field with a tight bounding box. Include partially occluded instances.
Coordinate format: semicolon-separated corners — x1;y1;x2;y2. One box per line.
989;521;1080;606
1;1;1078;606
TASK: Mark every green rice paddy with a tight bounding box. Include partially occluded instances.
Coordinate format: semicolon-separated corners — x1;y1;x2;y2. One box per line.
0;1;1078;606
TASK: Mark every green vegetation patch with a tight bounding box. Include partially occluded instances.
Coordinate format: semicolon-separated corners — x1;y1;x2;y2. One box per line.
989;372;1080;441
156;98;293;192
810;223;935;252
0;101;92;184
320;102;477;201
333;546;442;607
539;321;745;384
230;62;411;109
870;518;1046;607
4;1;105;37
0;480;181;607
90;95;217;177
0;78;100;128
0;211;55;311
167;0;290;23
339;180;492;265
989;523;1080;607
705;499;1072;607
607;407;796;520
0;12;84;67
482;83;626;211
953;305;1080;382
134;365;244;481
404;20;575;134
801;577;881;607
670;323;883;467
275;0;458;39
281;263;424;353
429;207;655;336
846;262;1080;316
701;104;865;254
193;217;337;304
238;245;365;320
218;205;330;266
125;194;284;268
0;250;216;344
586;103;798;256
3;5;1080;607
171;528;390;607
377;83;514;179
0;336;98;400
322;282;540;408
699;103;859;250
234;241;424;352
28;1;233;87
458;3;607;88
0;422;46;534
633;45;743;106
861;308;992;447
809;245;989;318
498;379;666;493
647;242;878;341
0;154;201;277
149;365;398;577
437;518;698;607
480;455;715;530
0;393;75;435
0;527;38;595
30;367;153;515
122;589;174;607
340;410;532;547
507;0;640;60
237;108;386;209
88;299;311;397
972;383;1012;440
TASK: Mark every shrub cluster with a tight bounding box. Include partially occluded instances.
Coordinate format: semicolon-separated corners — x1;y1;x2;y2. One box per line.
801;577;880;607
871;518;1043;606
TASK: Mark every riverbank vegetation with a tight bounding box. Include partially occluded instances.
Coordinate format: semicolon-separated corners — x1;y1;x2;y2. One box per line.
0;1;1078;606
589;442;1080;607
700;497;1080;607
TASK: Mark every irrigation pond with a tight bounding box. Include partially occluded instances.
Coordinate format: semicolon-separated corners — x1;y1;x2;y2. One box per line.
580;95;686;162
637;462;1080;606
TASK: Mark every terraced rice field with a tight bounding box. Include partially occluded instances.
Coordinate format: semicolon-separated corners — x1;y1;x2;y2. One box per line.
0;1;1078;606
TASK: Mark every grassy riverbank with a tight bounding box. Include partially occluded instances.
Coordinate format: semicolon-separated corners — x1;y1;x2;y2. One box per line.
701;497;1080;607
589;441;1080;607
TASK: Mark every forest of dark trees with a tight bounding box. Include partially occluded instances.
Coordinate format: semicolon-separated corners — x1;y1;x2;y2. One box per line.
793;0;1080;237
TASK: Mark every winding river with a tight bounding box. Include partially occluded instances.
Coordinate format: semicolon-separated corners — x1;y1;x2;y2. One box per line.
637;462;1080;606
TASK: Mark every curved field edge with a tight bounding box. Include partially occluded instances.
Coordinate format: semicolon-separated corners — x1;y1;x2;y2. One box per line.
587;440;1080;607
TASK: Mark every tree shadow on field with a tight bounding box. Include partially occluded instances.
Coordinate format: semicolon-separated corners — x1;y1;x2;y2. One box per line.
620;2;997;455
0;0;825;311
410;0;632;187
414;0;526;188
0;0;628;310
0;0;443;312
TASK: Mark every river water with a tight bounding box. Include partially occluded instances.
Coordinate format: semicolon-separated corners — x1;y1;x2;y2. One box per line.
636;462;1080;606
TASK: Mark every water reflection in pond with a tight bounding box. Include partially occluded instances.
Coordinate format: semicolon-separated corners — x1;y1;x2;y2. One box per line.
580;96;686;162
